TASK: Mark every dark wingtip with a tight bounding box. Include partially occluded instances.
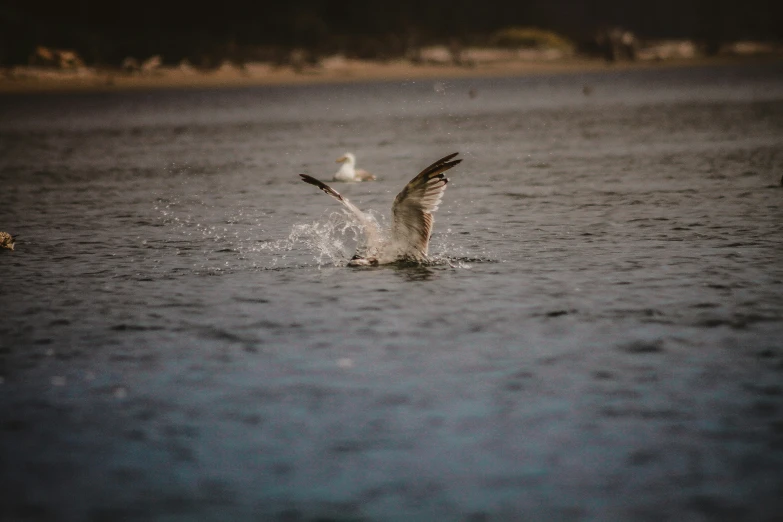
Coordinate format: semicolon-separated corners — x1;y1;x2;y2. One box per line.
299;173;344;201
299;173;324;188
417;154;462;181
433;153;459;167
423;152;460;171
437;159;462;173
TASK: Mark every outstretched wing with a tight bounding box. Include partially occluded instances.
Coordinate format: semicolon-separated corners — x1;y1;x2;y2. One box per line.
299;174;381;247
391;153;461;259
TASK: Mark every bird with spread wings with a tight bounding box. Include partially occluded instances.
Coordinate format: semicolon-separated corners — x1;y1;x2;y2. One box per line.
300;153;461;266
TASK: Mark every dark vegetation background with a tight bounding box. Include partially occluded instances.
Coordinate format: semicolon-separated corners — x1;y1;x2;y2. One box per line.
1;0;781;65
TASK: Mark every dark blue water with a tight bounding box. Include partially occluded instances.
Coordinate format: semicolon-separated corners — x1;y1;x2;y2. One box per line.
1;63;782;521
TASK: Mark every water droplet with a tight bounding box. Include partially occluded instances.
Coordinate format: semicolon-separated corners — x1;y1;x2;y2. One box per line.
337;358;354;368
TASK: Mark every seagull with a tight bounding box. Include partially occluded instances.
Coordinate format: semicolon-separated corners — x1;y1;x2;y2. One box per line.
333;152;376;182
301;152;461;266
0;232;15;251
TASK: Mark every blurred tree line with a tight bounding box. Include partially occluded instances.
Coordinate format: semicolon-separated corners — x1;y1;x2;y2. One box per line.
1;0;781;66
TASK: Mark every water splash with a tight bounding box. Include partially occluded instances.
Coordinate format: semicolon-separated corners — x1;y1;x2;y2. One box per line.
253;211;496;270
155;195;490;270
257;210;387;268
286;211;360;266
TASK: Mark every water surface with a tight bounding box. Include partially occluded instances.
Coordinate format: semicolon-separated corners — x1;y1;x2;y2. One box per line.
1;64;783;521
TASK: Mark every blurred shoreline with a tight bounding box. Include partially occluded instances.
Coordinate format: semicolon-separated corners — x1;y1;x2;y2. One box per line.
1;53;781;94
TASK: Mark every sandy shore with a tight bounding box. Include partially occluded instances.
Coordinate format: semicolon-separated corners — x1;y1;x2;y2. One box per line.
2;55;780;94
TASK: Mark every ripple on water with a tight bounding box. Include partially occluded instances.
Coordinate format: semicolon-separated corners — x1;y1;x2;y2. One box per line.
1;65;783;521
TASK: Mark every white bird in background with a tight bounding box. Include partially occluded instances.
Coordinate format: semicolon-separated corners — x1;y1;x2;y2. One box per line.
301;152;461;266
333;152;376;182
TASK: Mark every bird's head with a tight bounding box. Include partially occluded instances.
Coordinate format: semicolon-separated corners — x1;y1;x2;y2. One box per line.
335;152;356;165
